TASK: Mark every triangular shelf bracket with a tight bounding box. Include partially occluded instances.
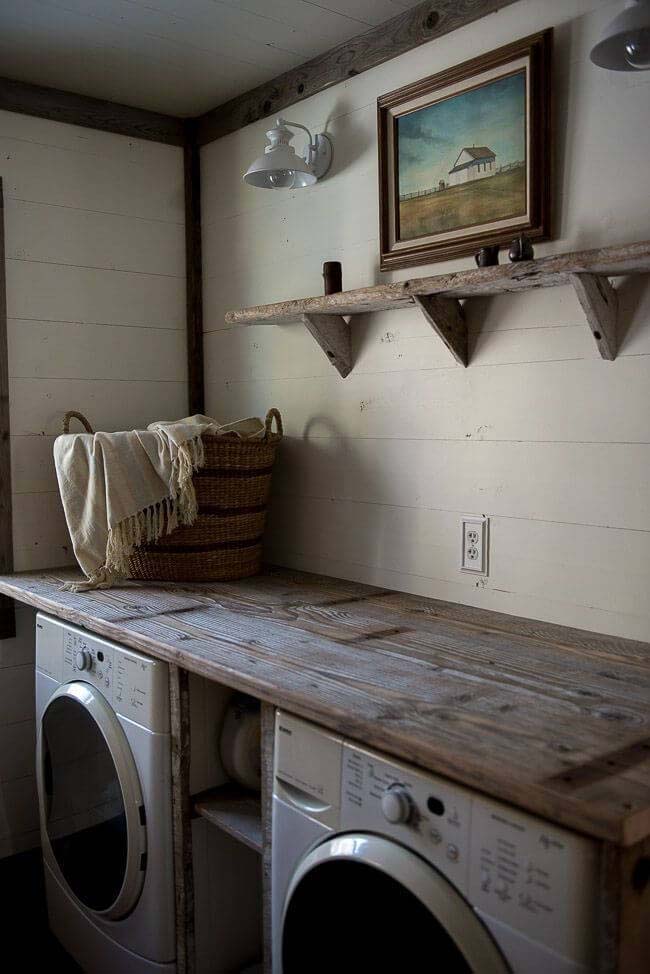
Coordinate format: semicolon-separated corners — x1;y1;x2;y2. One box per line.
414;294;467;367
301;313;352;378
570;273;618;360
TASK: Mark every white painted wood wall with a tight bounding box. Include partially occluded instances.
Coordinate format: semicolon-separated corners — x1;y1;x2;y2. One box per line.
0;112;186;855
201;0;650;643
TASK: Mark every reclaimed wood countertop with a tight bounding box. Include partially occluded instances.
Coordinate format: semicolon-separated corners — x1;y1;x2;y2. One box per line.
1;566;649;847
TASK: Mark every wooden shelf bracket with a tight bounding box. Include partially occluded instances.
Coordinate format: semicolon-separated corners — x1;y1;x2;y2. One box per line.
570;273;618;361
414;294;467;367
301;313;352;378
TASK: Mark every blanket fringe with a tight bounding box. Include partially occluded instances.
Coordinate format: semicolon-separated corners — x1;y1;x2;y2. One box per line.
65;434;205;592
61;566;120;592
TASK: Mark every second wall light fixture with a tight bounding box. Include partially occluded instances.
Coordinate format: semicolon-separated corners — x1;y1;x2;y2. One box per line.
590;0;650;69
243;117;333;189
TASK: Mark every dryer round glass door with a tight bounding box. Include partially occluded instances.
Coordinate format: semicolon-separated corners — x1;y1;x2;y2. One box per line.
281;833;510;974
37;682;147;919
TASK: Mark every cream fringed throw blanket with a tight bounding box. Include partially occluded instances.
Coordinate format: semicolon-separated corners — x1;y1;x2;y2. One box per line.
54;415;265;591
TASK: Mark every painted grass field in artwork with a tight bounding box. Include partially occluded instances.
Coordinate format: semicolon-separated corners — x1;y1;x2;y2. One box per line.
398;167;526;241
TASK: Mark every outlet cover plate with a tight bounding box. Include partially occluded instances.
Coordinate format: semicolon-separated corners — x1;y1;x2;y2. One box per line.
461;515;489;575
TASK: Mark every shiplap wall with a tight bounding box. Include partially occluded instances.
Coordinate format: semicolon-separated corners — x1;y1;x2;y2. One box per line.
201;0;650;643
0;111;186;855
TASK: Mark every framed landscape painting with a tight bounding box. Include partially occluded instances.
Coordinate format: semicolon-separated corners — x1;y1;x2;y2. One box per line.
378;30;552;269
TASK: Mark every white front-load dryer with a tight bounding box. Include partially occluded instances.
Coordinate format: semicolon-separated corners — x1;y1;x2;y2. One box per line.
36;613;176;974
272;711;601;974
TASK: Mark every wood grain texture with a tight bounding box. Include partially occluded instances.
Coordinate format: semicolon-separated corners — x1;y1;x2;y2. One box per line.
0;75;185;145
184;125;204;414
261;702;275;974
2;566;650;846
170;664;195;974
196;0;520;145
571;273;618;361
0;181;15;638
224;239;650;326
598;836;650;973
301;313;352;378
414;294;467;366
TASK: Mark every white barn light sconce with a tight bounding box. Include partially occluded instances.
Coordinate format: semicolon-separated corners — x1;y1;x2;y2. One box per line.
590;0;650;70
243;117;332;189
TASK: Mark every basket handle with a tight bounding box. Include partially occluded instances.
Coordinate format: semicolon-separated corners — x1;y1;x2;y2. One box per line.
265;408;283;439
62;411;94;434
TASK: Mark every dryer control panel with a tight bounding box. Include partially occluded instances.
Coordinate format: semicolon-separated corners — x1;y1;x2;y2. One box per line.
341;743;471;893
339;741;599;970
36;613;169;733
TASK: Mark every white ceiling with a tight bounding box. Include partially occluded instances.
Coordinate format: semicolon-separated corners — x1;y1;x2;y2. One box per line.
0;0;423;117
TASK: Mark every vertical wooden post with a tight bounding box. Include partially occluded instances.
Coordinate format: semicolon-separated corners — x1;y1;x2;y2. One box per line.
598;836;650;973
0;180;15;637
169;663;195;974
183;122;204;415
260;702;275;974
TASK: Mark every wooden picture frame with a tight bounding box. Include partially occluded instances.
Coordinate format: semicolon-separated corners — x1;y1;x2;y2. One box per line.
378;29;552;270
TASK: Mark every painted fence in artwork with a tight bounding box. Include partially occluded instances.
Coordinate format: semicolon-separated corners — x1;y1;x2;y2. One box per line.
399;160;525;202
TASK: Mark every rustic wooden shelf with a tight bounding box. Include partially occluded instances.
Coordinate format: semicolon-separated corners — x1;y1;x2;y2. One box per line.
193;784;262;854
225;239;650;375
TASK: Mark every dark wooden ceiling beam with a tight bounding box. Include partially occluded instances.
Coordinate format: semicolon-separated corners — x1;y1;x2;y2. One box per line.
0;75;186;146
196;0;520;146
183;121;205;414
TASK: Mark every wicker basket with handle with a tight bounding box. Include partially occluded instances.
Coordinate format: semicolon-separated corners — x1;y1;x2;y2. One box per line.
61;409;283;583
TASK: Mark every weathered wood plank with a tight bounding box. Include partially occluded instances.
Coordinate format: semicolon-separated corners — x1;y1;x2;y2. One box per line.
302;313;352;377
169;664;195;974
599;836;650;973
224;239;650;326
414;294;467;366
260;702;275;974
571;273;618;361
1;567;649;846
183;124;205;413
0;182;15;639
0;75;185;146
196;0;520;145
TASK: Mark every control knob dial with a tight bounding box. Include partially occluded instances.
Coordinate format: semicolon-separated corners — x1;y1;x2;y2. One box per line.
75;649;92;671
381;784;414;824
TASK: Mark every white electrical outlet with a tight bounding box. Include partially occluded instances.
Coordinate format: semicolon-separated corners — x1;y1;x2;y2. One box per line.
461;515;489;575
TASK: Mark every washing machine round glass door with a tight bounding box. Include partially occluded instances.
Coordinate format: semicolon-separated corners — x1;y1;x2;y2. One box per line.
282;833;510;974
37;681;147;920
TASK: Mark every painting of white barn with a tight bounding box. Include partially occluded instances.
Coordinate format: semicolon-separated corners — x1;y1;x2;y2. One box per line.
394;67;529;244
448;146;496;186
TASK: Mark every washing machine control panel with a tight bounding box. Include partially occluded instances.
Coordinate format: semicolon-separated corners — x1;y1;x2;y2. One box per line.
341;744;472;892
63;628;115;698
36;613;170;733
340;741;598;969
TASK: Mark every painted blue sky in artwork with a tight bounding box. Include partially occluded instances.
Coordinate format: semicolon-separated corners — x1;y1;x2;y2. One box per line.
397;71;526;196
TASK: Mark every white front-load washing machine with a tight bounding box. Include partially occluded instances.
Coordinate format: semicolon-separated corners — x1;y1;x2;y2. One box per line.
36;613;176;974
272;711;601;974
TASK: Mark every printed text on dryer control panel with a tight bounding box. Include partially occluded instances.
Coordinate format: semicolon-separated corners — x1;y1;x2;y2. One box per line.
115;654;154;725
468;798;599;967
